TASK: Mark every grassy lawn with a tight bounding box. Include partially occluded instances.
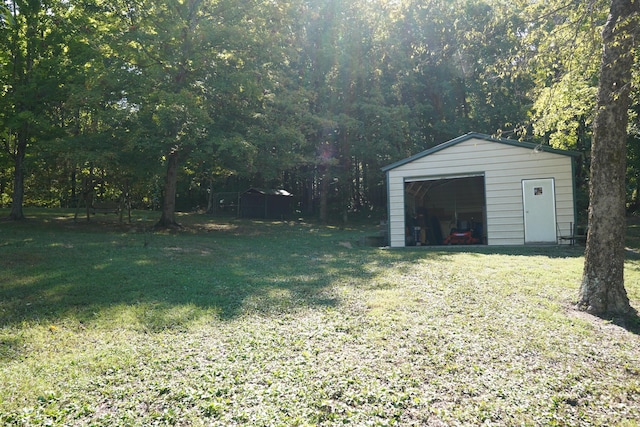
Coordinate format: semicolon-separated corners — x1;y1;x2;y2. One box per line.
1;209;639;426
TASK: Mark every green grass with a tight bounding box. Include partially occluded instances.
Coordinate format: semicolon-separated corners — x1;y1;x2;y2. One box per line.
1;209;639;426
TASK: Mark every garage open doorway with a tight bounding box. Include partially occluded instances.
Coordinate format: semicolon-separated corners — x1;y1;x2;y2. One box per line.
404;175;486;246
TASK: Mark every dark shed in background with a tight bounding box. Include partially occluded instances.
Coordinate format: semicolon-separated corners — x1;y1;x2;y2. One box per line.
239;188;293;219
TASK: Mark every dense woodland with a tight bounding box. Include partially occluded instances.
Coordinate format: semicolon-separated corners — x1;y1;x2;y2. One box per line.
1;0;639;224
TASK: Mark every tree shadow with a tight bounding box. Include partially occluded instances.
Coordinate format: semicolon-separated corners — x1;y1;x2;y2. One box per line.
590;306;640;336
0;215;376;338
397;244;586;259
2;210;640;354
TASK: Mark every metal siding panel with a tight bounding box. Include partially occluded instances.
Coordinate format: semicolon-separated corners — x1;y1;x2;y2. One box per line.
488;210;524;220
387;172;406;247
392;140;565;174
489;237;525;245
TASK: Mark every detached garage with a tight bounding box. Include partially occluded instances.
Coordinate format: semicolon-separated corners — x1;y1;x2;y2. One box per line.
382;133;579;247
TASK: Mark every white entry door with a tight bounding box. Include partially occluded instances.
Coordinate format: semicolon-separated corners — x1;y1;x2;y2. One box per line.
522;178;557;243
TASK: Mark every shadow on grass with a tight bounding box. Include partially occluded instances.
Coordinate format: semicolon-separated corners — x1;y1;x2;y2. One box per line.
613;313;640;335
2;209;639;338
397;244;586;259
590;310;640;336
0;211;378;336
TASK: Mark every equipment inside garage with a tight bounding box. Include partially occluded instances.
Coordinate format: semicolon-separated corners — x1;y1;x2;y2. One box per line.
404;175;486;246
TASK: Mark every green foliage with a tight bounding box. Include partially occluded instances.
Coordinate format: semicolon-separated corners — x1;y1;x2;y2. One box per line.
532;72;597;150
524;0;606;148
2;0;640;220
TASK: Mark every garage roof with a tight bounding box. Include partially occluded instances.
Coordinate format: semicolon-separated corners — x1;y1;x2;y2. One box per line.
382;132;580;173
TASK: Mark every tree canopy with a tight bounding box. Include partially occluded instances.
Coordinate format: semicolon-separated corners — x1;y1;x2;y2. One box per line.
1;0;639;227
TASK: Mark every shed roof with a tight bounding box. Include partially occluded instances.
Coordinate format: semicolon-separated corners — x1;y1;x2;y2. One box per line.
243;188;293;197
382;132;580;173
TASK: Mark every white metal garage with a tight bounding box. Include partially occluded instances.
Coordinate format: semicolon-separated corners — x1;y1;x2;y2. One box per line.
382;133;579;247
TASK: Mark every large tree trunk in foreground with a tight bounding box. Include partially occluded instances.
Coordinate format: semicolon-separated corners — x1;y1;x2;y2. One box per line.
579;0;638;316
156;150;181;228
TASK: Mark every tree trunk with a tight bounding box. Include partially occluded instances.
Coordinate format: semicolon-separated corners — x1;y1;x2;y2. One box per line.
156;150;181;228
578;0;638;316
8;131;27;220
206;177;214;214
305;170;314;215
319;168;328;223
